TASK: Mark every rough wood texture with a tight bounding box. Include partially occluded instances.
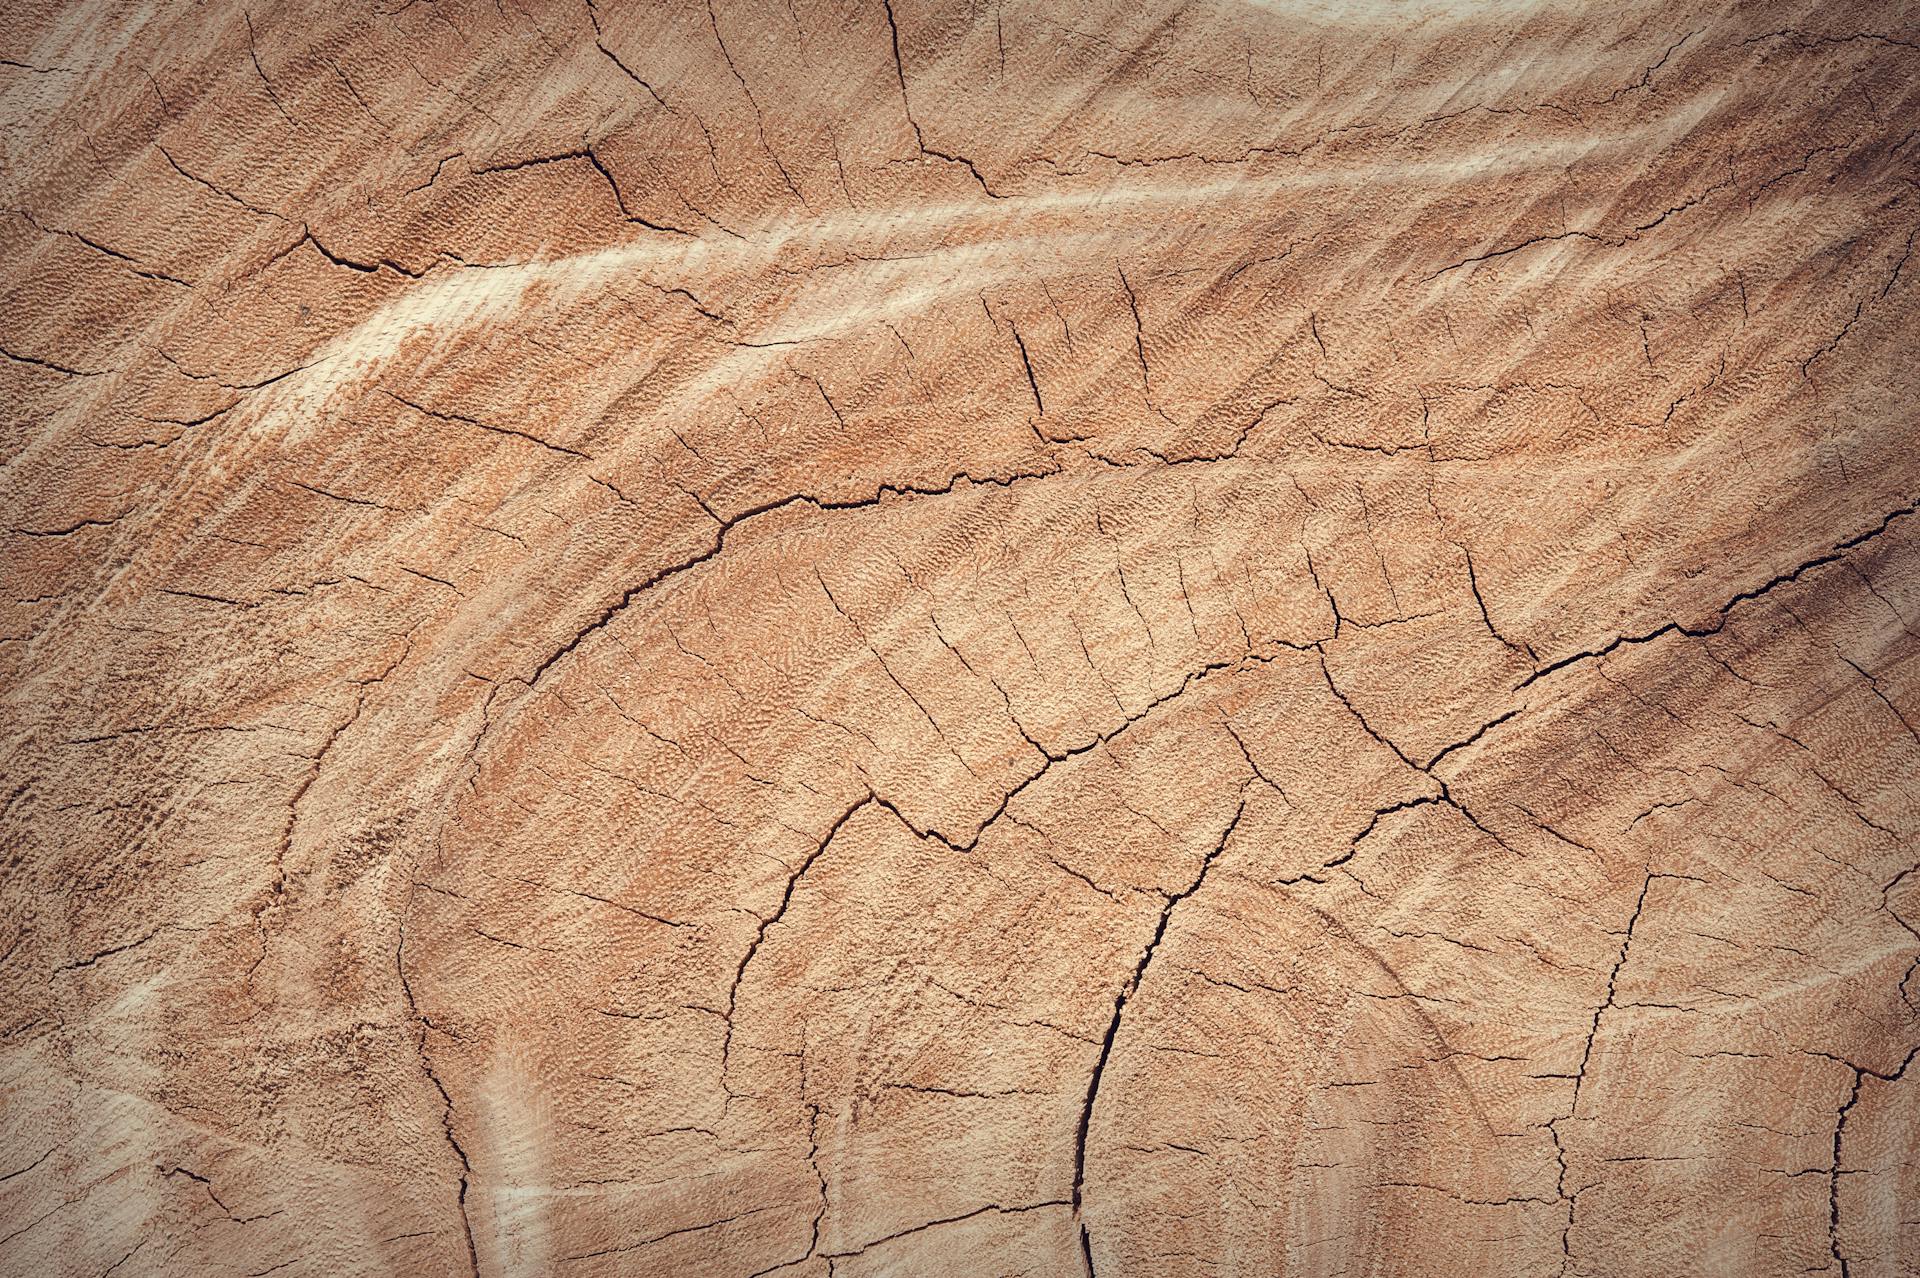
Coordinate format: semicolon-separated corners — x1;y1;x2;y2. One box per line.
3;1;1918;1275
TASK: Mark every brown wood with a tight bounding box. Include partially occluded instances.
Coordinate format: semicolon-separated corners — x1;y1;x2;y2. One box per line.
2;2;1917;1274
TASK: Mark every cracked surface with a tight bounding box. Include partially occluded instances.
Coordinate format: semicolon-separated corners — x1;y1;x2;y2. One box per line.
3;0;1919;1274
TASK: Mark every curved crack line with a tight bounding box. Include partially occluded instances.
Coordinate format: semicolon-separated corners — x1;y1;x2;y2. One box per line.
718;791;874;1093
1073;786;1250;1276
1520;498;1918;690
395;899;481;1277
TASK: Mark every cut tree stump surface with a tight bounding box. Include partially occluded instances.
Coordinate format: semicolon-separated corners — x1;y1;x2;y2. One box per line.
2;2;1917;1275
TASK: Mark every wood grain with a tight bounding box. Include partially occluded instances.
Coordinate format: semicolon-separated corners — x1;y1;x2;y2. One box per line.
2;1;1917;1274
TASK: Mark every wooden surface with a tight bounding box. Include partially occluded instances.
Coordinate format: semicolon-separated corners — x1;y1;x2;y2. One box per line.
2;1;1918;1274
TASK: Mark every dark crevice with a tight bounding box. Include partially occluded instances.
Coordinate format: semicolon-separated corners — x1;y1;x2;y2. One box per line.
1074;789;1250;1275
395;907;481;1277
881;0;1004;197
381;386;592;460
1522;498;1919;689
718;791;873;1088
